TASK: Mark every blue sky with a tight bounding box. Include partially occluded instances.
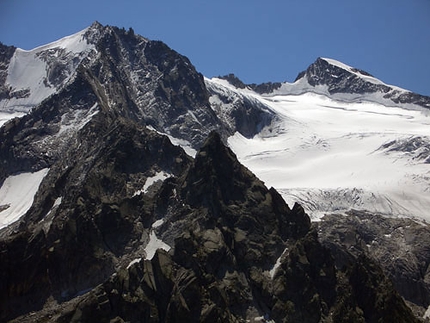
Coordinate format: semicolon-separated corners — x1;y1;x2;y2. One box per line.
1;0;429;95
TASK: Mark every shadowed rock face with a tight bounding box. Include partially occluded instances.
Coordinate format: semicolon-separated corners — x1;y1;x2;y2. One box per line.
0;114;193;320
318;210;430;318
1;131;418;322
0;42;17;101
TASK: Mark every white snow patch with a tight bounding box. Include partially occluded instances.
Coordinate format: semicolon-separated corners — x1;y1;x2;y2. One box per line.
0;168;49;229
254;315;275;323
269;247;288;279
144;231;171;260
5;48;57;111
146;125;197;157
165;135;197;157
127;258;142;269
57;103;99;136
143;171;171;193
49;197;62;213
39;196;62;233
152;219;164;228
133;171;172;196
424;305;430;319
0;111;26;128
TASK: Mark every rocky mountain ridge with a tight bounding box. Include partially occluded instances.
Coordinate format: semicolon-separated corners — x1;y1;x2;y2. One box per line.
1;131;419;322
217;57;430;111
294;57;430;108
0;22;429;321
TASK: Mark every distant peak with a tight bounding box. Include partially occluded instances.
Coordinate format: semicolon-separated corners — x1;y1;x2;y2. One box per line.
82;21;108;45
90;21;104;30
318;57;375;77
294;56;391;95
217;74;282;94
295;57;376;82
218;74;247;89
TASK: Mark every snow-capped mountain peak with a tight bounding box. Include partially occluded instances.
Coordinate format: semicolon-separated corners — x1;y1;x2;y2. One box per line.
296;56;394;90
318;57;385;85
0;23;429;322
288;57;430;109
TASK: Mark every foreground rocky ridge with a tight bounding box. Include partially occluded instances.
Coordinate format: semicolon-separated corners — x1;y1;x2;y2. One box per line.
1;132;418;322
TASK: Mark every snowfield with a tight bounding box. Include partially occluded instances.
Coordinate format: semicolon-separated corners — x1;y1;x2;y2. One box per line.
207;78;430;222
0;168;49;229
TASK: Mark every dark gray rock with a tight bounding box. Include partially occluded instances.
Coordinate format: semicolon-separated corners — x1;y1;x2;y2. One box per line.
296;57;392;95
218;73;282;94
0;42;17;101
318;210;430;317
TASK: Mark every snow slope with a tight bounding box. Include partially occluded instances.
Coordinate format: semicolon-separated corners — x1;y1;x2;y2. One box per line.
1;26;96;121
208;79;430;221
0;168;49;229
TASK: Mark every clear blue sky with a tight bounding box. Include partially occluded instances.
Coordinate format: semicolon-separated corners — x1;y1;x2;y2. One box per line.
1;0;429;96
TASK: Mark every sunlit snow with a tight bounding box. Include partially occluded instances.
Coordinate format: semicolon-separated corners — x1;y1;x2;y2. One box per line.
57;103;99;136
269;247;288;279
424;305;430;320
146;125;197;157
1;26;96;123
127;258;142;269
0;111;26;128
201;78;430;222
133;171;172;197
0;168;49;229
152;219;164;228
144;231;171;260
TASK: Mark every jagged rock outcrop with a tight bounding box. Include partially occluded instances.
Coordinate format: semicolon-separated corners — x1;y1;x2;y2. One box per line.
318;210;430;318
249;81;283;94
218;74;282;95
0;113;192;320
380;136;430;163
0;42;17;102
295;57;391;95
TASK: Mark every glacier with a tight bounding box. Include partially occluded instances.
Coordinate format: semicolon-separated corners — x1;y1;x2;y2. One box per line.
216;79;430;221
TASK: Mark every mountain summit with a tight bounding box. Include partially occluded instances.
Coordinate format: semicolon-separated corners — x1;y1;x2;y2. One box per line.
0;22;429;321
292;57;430;108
